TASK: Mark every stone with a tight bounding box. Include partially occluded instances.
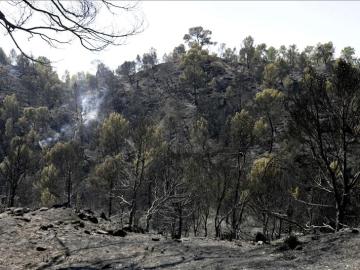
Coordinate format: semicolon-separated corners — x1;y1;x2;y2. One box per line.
84;208;94;215
15;216;31;222
96;229;108;235
109;229;127;237
52;202;69;208
40;224;54;230
36;246;47;251
78;212;87;220
71;220;80;224
87;215;98;224
100;212;108;220
255;232;267;243
284;235;301;250
14;208;24;216
39;207;48;212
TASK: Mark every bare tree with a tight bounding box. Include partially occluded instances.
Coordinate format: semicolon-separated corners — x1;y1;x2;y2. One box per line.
0;0;143;62
287;60;360;230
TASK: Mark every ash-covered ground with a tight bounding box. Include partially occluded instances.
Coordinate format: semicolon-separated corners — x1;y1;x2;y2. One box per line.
0;207;359;270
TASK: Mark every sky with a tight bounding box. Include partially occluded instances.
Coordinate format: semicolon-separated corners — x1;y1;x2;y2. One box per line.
1;1;360;77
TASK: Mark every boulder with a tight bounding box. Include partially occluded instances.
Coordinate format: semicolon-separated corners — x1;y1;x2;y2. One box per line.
52;202;69;208
87;215;98;224
14;208;24;216
255;232;267;243
109;229;127;237
77;211;98;224
100;212;108;221
77;212;87;220
123;225;144;234
40;224;54;231
36;246;47;251
285;235;301;249
280;235;301;250
15;216;31;222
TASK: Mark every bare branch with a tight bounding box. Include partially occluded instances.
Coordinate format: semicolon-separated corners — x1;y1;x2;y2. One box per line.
0;0;143;62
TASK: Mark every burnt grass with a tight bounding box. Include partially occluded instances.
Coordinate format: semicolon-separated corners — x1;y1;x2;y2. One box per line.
0;207;360;270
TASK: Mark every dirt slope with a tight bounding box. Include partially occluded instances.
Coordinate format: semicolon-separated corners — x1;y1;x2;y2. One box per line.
0;207;359;270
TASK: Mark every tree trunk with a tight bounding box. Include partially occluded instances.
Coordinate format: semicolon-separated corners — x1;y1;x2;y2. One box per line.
204;219;208;237
278;219;282;239
67;171;72;207
231;152;243;239
108;179;114;217
214;175;227;238
129;198;137;228
267;113;274;153
177;205;183;239
335;199;346;231
194;86;198;106
8;185;15;207
146;214;152;232
108;191;112;218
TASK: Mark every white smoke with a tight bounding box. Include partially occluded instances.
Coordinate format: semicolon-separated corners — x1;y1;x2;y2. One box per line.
38;132;60;149
80;88;106;125
38;87;106;148
38;124;74;149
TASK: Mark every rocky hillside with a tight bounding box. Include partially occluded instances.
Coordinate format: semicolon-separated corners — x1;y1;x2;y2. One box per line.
1;207;360;270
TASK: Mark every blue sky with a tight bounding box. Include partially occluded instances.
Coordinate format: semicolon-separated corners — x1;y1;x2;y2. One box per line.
1;1;360;76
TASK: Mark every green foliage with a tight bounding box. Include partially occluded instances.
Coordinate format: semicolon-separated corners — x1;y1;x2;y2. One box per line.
255;88;284;108
3;29;360;234
0;136;32;206
239;36;255;69
37;164;59;206
253;117;268;138
21;107;50;132
40;188;57;207
1;94;20;120
116;61;136;82
132;122;162;168
99;112;129;155
142;48;158;70
230;109;255;145
266;46;277;63
45;141;83;205
262;64;279;88
250;155;278;183
314;42;334;66
190;117;209;151
183;26;214;48
180;44;211;105
95;154;125;188
341;47;356;64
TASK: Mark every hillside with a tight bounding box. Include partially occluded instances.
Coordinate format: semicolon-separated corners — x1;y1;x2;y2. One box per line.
2;27;360;259
1;207;360;270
